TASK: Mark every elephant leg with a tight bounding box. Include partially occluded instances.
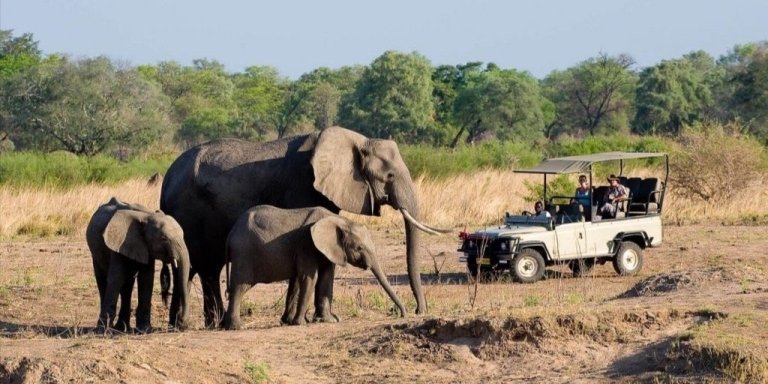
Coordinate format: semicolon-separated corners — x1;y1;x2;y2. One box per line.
114;270;137;333
169;268;194;329
92;259;108;304
201;270;225;328
134;263;155;333
280;277;299;325
313;266;338;323
99;254;127;331
223;282;253;330
290;273;316;326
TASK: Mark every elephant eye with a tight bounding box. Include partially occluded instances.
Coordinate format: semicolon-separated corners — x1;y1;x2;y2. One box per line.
386;172;395;181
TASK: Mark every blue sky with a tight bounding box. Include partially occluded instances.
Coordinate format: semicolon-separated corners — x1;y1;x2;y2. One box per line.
2;0;767;79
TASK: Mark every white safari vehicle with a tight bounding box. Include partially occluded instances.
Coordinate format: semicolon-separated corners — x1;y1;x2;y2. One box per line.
458;152;668;283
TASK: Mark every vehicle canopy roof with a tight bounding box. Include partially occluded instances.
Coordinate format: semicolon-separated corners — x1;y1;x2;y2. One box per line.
514;152;667;175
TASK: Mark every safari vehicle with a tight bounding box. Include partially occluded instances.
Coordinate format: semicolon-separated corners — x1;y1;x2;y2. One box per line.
458;152;668;283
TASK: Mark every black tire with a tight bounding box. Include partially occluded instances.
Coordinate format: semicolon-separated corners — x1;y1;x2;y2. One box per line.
467;257;479;279
479;267;502;282
569;258;596;277
613;242;644;276
511;248;545;283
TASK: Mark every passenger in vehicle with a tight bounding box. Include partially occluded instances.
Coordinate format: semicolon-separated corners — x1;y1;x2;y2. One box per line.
534;201;551;218
574;174;591;211
599;174;629;219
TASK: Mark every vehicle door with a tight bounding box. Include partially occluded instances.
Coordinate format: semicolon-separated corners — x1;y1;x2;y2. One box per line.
554;221;587;260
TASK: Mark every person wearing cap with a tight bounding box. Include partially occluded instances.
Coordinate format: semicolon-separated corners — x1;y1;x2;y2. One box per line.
599;174;629;218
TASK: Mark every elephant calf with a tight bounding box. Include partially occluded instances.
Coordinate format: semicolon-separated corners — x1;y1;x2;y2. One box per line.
86;197;190;333
223;205;406;329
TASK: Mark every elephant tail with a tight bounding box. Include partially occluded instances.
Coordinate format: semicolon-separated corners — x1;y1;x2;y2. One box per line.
224;238;231;300
160;263;171;308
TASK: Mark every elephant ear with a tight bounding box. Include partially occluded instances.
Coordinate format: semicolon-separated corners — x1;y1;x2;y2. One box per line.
104;210;150;264
311;127;371;214
310;216;348;267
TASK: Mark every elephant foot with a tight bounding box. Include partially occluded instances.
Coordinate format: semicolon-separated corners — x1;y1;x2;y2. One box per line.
280;314;295;326
135;324;152;334
288;317;307;326
97;315;119;334
312;313;340;323
113;319;131;333
96;323;109;335
169;313;189;331
170;320;188;332
222;315;241;330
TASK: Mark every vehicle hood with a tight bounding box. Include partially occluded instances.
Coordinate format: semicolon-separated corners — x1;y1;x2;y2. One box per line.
468;225;549;239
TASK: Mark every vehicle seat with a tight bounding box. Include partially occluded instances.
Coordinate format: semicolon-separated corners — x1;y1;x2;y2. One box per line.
625;177;642;201
556;203;584;224
593;186;609;206
547;204;559;219
629;178;663;215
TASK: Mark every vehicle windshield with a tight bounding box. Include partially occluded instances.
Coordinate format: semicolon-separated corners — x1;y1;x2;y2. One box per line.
504;214;551;227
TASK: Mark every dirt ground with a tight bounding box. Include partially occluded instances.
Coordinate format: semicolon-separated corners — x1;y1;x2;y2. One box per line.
1;222;767;383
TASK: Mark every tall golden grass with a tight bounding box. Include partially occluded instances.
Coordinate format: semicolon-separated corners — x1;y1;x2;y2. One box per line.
0;179;161;238
1;169;767;239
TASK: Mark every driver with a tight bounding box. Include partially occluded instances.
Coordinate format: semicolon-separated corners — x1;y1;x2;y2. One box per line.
534;201;551;218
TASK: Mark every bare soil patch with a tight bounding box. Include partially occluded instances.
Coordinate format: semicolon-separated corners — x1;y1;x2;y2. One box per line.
2;222;768;383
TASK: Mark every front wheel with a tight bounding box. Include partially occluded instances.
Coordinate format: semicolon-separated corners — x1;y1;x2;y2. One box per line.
511;248;545;283
613;242;644;276
569;258;596;277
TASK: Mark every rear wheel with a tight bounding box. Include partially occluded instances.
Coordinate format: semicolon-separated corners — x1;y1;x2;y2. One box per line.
613;242;644;276
569;258;596;277
511;248;545;283
467;257;479;279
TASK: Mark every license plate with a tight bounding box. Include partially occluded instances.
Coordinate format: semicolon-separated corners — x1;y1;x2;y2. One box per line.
477;258;491;265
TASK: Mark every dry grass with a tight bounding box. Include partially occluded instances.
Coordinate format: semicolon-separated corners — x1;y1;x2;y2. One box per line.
2;169;768;239
0;179;160;239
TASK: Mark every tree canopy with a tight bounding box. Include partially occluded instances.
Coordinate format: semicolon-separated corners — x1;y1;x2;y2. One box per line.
1;29;767;157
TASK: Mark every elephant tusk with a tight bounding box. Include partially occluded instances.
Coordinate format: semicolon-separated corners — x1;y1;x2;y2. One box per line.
172;259;178;269
366;181;375;216
400;209;453;235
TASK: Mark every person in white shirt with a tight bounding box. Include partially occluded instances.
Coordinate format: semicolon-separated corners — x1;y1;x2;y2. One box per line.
534;201;551;218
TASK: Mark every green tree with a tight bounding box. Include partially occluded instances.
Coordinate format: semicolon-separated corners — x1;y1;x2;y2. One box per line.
0;30;44;151
542;54;637;137
300;66;364;130
230;65;285;140
140;59;235;145
2;56;173;156
633;51;715;135
452;68;550;145
339;51;435;143
729;43;768;141
431;62;484;145
0;30;42;79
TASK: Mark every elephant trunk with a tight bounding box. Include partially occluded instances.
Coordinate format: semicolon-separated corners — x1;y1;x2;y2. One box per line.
369;257;406;317
170;242;191;330
391;177;428;315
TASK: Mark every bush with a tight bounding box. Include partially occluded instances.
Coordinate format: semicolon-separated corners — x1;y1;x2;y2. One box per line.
671;127;767;203
523;174;576;203
401;141;543;178
0;151;176;188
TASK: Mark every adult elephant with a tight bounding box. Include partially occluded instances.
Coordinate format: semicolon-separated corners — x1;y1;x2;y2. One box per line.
161;126;447;326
